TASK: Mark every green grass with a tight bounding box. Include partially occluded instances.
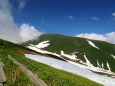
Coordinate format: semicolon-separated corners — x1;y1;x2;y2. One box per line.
0;39;102;86
22;34;115;72
0;51;34;86
10;53;102;86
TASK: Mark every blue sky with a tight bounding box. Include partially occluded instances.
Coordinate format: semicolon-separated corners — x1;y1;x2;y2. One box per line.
12;0;115;36
0;0;115;43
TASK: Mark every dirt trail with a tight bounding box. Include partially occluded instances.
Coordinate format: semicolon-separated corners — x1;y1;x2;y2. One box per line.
8;55;48;86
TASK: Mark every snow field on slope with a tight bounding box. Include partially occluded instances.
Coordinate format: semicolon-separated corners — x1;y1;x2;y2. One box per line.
25;54;115;86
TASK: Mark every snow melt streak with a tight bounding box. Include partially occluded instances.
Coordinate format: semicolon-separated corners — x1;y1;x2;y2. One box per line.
87;40;99;49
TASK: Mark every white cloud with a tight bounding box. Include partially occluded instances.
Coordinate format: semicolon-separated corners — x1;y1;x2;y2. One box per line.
105;32;115;43
0;0;21;43
92;17;99;20
0;0;43;43
76;32;115;44
77;33;106;41
20;24;42;42
19;0;26;10
66;16;73;20
112;12;115;17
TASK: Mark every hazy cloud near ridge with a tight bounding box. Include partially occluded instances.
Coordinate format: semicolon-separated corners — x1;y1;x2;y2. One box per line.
76;32;115;44
0;0;43;43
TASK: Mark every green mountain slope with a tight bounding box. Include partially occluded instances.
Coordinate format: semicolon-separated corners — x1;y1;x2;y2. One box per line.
22;34;115;73
0;39;102;86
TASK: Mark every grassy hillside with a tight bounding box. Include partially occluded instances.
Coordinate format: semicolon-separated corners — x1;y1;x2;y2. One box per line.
22;34;115;72
0;39;102;86
0;40;35;85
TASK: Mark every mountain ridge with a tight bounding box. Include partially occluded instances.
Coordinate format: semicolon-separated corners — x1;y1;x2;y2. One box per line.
22;34;115;74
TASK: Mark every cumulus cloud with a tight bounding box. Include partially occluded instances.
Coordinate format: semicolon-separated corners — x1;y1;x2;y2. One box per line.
66;16;74;20
106;32;115;43
77;33;106;41
76;32;115;44
19;0;26;10
20;24;42;41
92;17;99;20
0;0;21;43
0;0;43;43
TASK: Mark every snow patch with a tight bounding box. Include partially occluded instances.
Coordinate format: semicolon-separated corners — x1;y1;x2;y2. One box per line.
36;40;50;49
101;63;104;69
97;60;101;68
111;54;115;59
25;54;115;86
107;62;111;71
60;51;77;60
97;61;111;71
84;55;93;67
87;40;99;49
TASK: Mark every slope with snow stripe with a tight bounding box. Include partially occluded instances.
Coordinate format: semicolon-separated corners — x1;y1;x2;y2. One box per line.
28;45;61;57
27;40;60;57
25;54;115;86
82;55;114;75
26;39;115;76
27;44;115;76
87;40;99;49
